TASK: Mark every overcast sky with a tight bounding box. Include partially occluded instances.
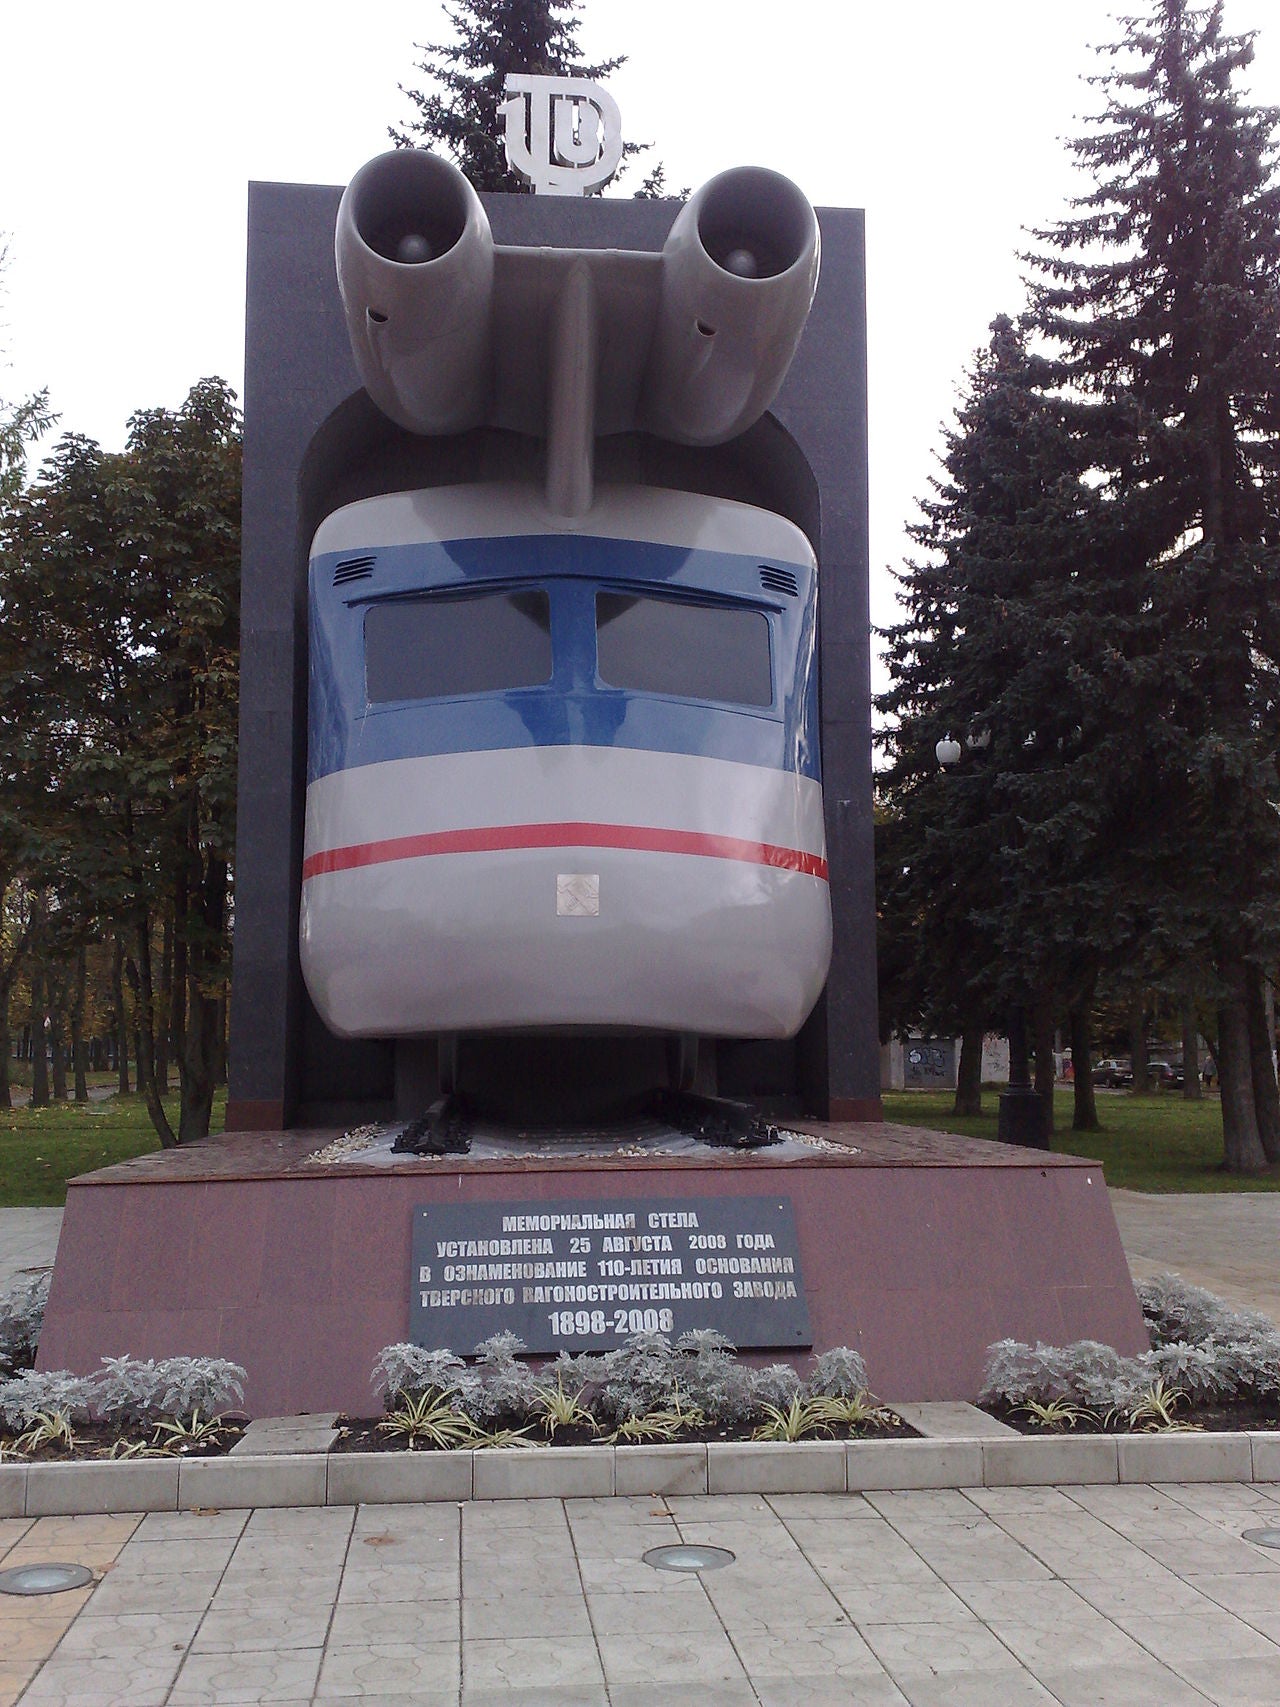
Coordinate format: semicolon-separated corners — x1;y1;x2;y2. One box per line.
2;1;1278;684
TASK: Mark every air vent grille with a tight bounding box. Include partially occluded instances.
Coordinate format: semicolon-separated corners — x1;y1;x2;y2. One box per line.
333;555;376;587
759;566;799;598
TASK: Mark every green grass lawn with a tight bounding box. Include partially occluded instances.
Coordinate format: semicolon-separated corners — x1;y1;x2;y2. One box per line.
882;1087;1279;1193
0;1081;1263;1204
0;1090;227;1207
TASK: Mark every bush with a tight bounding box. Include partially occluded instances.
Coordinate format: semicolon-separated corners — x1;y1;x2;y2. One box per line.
368;1331;873;1432
804;1346;870;1399
0;1272;50;1374
980;1273;1280;1412
94;1356;246;1425
370;1344;478;1410
0;1369;97;1430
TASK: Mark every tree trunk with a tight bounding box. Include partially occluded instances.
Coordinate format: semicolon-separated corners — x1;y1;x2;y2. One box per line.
70;944;89;1103
49;1000;68;1102
1245;964;1280;1164
1218;961;1268;1172
112;936;130;1095
124;918;177;1147
1033;1001;1056;1135
1070;1004;1100;1131
29;971;49;1109
177;854;227;1144
0;1007;10;1111
155;913;172;1094
953;1023;983;1116
214;994;228;1086
1129;992;1149;1093
1182;999;1202;1101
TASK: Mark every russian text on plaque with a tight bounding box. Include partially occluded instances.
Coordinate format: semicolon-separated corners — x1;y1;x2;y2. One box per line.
410;1196;811;1353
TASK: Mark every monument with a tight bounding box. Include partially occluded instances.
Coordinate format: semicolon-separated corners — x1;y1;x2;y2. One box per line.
35;87;1148;1414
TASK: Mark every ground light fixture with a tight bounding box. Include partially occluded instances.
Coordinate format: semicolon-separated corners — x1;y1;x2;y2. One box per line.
1242;1528;1280;1550
642;1543;736;1573
0;1563;94;1595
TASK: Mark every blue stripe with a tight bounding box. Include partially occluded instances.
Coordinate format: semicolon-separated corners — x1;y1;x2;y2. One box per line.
308;531;820;785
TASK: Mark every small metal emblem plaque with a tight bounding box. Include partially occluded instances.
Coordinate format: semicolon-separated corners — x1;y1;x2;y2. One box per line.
410;1195;810;1353
556;873;600;916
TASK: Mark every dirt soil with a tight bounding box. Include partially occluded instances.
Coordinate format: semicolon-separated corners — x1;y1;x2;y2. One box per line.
984;1400;1280;1435
332;1414;919;1452
0;1419;247;1462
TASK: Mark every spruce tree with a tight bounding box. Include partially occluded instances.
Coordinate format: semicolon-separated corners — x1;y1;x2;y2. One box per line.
877;315;1113;1128
391;0;642;192
1026;0;1280;1169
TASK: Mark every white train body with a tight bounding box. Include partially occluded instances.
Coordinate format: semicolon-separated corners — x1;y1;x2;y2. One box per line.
300;483;830;1041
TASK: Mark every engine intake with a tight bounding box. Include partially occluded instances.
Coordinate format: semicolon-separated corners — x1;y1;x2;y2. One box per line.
334;150;494;434
643;167;820;446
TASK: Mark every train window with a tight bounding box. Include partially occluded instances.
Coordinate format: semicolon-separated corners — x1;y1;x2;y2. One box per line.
595;592;773;707
365;590;552;702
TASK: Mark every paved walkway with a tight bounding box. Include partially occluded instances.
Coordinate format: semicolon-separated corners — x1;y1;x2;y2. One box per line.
5;1485;1280;1705
1109;1191;1280;1323
0;1210;62;1289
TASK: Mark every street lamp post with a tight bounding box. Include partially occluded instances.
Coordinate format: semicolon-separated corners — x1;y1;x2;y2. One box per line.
935;731;1050;1151
997;1003;1049;1149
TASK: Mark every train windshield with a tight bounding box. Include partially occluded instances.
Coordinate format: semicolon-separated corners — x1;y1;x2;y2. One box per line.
365;589;551;702
596;592;773;708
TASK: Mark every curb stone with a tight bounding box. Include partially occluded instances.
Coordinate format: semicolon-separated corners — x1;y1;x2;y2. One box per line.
7;1405;1278;1514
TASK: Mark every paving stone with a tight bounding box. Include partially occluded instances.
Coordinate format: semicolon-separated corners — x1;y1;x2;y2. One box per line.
1172;1654;1280;1704
230;1427;339;1455
131;1508;249;1541
190;1602;335;1652
861;1617;1028;1677
596;1627;749;1687
1030;1660;1224;1706
243;1412;341;1430
887;1402;1019;1440
314;1640;460;1698
16;1654;180;1707
463;1592;595;1639
1123;1606;1280;1662
80;1569;226;1616
461;1635;603;1691
169;1647;324;1704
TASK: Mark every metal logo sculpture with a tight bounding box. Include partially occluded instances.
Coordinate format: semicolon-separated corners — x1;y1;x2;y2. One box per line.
500;74;622;196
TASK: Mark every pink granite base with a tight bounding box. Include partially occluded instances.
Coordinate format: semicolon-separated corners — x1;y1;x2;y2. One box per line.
37;1128;1148;1416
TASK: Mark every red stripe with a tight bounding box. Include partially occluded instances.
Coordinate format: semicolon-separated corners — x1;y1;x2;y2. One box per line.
302;821;828;882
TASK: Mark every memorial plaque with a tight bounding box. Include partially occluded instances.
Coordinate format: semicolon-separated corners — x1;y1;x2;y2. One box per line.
409;1196;810;1354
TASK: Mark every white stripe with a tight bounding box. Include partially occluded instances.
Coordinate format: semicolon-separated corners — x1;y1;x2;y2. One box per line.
311;483;816;566
304;747;827;864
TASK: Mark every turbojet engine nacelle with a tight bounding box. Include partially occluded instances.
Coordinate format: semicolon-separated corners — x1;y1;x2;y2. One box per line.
643;166;820;446
334;149;820;447
336;150;494;435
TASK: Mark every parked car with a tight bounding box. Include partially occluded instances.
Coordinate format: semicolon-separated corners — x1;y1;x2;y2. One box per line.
1092;1058;1133;1088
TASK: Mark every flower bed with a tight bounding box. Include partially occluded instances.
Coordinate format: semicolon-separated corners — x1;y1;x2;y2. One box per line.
979;1274;1280;1435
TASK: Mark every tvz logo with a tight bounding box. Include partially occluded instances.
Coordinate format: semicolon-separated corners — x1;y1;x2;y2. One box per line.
500;75;623;197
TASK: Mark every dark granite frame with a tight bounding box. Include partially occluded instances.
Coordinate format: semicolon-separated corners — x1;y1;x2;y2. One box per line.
228;182;878;1129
